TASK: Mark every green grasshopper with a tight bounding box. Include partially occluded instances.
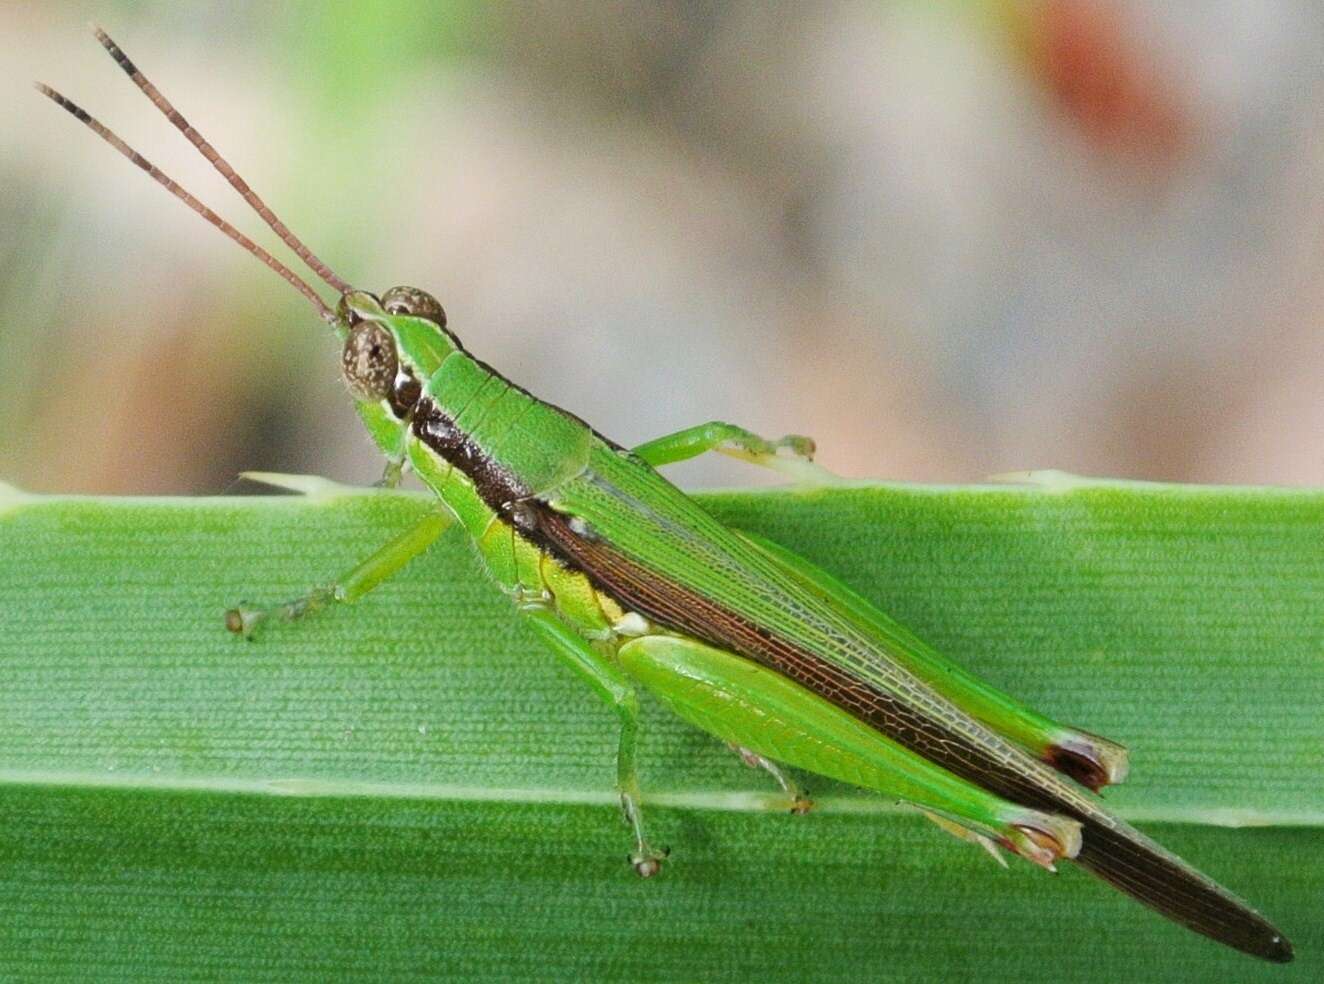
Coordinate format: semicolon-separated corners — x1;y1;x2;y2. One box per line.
38;28;1292;963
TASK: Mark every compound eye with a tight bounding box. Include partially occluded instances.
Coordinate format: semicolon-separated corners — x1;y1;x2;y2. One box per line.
341;322;399;402
381;285;447;328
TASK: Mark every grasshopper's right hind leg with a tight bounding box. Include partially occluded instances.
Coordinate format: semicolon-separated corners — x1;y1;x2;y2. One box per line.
520;607;668;877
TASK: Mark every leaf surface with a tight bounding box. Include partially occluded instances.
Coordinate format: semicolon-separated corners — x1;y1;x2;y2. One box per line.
0;479;1319;980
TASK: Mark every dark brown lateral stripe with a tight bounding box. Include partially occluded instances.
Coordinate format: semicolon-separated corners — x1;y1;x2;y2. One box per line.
411;396;530;512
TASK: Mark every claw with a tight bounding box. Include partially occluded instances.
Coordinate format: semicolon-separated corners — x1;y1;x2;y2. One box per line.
224;604;265;639
630;845;669;878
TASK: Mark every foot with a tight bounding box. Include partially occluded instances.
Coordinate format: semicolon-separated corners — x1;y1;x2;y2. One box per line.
619;789;668;877
224;585;338;639
722;432;816;464
718;432;841;485
629;845;670;878
374;458;405;489
757;434;816;461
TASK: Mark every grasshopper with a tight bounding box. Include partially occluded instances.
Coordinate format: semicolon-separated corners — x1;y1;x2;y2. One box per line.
37;28;1292;963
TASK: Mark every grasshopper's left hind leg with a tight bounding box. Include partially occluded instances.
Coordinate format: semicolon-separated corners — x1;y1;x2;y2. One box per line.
226;509;451;638
520;607;668;877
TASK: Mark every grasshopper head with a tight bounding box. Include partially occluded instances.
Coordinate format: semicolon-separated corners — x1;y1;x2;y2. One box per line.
336;286;462;456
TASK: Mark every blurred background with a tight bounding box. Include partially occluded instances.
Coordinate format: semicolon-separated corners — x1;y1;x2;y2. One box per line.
3;0;1323;494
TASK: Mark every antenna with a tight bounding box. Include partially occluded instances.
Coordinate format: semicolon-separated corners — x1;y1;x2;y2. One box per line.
36;82;336;323
91;25;351;295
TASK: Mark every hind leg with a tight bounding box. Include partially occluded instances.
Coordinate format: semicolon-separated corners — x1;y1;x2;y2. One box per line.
619;634;1082;870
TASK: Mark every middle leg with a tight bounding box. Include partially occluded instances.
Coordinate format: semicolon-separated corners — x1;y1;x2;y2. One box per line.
519;606;669;876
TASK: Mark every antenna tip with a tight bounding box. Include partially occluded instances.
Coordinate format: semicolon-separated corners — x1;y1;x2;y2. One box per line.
88;23;137;76
33;82;90;124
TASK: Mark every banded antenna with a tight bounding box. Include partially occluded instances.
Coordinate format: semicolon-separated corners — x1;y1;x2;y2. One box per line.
36;26;346;322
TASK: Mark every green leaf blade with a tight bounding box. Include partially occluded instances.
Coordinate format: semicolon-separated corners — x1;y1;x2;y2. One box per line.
1;481;1320;979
